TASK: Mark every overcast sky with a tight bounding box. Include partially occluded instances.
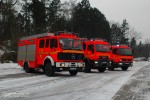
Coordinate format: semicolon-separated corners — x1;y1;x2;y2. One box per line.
62;0;150;42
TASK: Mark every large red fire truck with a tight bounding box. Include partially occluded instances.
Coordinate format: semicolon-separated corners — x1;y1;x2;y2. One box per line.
82;38;111;73
109;45;133;71
17;32;85;76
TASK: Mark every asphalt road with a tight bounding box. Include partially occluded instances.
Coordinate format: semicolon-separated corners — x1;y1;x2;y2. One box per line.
0;62;149;100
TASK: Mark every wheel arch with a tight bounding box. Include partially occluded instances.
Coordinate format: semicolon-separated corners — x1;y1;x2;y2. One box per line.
43;56;54;66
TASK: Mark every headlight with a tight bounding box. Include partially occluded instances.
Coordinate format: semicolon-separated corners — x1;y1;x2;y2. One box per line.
60;63;65;67
95;61;98;64
81;63;85;67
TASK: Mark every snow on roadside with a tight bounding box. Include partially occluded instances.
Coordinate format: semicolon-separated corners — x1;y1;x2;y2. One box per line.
0;50;4;56
0;63;24;75
113;62;150;100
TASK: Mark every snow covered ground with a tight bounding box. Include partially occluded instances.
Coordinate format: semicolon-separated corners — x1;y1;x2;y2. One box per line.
0;62;149;100
113;63;150;100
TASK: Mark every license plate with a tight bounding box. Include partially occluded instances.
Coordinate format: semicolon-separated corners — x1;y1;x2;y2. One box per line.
70;68;76;70
125;63;129;64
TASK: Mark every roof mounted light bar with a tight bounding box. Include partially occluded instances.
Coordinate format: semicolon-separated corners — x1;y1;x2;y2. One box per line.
113;44;129;47
54;31;78;37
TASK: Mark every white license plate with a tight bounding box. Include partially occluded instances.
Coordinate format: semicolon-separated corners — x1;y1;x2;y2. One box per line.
70;68;76;70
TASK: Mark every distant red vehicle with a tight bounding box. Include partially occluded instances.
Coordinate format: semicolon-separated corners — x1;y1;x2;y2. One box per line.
17;32;85;76
109;45;133;71
82;38;112;73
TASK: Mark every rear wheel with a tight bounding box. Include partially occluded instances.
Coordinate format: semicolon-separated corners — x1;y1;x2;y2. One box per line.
121;66;128;71
84;62;91;73
69;71;78;76
44;62;54;76
24;63;34;73
98;67;106;72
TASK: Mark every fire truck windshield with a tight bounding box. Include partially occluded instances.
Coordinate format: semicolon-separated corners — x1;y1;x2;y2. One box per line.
96;44;110;52
59;38;83;50
118;48;133;56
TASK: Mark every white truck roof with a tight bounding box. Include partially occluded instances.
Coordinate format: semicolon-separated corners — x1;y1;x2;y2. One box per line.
20;33;54;41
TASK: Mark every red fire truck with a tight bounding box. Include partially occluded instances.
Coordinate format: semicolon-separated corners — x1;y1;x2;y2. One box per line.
109;45;133;71
82;38;112;73
17;32;85;76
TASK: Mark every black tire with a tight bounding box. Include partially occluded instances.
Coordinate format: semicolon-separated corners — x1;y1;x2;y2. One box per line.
121;66;128;71
98;67;106;72
69;70;78;76
44;62;54;76
84;62;91;73
24;63;34;73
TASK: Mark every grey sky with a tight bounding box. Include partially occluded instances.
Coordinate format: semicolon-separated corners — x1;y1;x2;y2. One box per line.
62;0;150;42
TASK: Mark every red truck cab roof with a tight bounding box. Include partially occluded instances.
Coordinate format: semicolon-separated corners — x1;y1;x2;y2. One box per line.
111;45;130;49
83;40;109;45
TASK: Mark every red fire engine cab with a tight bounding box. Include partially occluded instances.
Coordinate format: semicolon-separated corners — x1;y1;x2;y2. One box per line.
17;32;85;76
109;45;133;71
82;38;111;73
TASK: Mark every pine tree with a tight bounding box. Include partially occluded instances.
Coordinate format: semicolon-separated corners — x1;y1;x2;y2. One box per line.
47;0;61;32
72;0;110;39
130;37;136;48
120;19;129;44
30;0;46;34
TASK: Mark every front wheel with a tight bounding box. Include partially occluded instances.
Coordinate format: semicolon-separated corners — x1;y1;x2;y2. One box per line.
69;70;78;76
44;63;54;76
121;66;128;71
98;67;106;72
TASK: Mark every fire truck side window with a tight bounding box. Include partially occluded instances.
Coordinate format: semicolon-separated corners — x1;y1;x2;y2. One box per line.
112;48;117;54
88;44;94;53
39;39;45;48
45;39;49;48
50;39;58;48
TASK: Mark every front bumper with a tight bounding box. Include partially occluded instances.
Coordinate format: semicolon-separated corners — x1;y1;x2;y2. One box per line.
116;62;133;67
92;60;112;68
55;62;85;71
56;62;85;67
